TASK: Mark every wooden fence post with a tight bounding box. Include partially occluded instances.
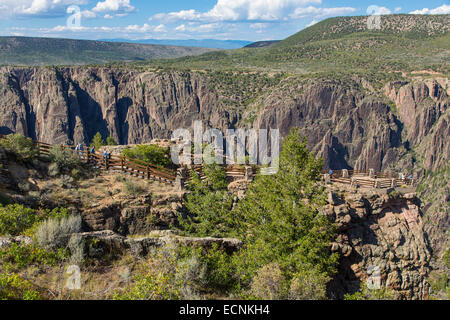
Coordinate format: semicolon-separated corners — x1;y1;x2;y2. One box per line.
147;165;150;180
175;167;186;191
342;169;349;178
121;156;124;172
86;151;90;164
105;156;109;170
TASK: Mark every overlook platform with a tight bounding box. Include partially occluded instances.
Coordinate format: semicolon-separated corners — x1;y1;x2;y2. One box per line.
323;169;415;190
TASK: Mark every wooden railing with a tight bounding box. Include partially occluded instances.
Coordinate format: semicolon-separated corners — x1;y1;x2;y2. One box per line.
71;149;177;185
323;169;415;189
0;134;415;190
0;134;177;185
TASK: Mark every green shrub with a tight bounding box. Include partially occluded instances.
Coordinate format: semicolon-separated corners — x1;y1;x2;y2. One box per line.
250;263;286;300
344;284;395;300
0;204;37;236
444;250;450;269
25;207;70;235
0;134;38;162
113;245;182;300
122;145;171;168
123;180;146;196
182;245;236;292
0;273;41;300
107;136;118;146
113;273;180;300
49;145;83;176
288;268;329;300
35;215;82;250
0;243;68;271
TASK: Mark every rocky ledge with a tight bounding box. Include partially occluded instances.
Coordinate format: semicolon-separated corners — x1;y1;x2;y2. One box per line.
326;186;432;300
68;230;242;262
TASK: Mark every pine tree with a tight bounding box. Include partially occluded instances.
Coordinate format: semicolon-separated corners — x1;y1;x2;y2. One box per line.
180;164;234;237
91;132;105;149
233;128;338;289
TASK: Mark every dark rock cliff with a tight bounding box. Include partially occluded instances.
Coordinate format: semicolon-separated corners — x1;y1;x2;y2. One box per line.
1;67;447;173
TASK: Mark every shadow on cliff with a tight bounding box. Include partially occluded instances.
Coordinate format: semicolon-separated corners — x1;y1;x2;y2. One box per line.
116;97;133;145
0;126;13;135
71;82;110;143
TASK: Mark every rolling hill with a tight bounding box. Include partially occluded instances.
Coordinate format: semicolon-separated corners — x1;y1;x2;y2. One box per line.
139;14;449;79
100;38;253;49
0;36;216;66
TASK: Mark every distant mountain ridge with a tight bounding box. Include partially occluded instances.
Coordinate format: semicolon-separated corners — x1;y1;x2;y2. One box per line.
0;37;216;66
99;38;253;49
244;40;280;48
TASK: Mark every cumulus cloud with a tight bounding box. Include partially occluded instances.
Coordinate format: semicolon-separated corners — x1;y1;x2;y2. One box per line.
290;6;356;19
15;22;166;36
0;0;88;18
0;0;137;19
410;4;450;15
150;0;356;23
92;0;135;14
174;22;226;34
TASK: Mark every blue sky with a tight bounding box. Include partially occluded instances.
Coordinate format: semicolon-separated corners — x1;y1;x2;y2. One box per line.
0;1;448;41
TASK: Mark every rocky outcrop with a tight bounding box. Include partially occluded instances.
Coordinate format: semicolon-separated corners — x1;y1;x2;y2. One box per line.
326;187;432;300
0;235;33;249
384;78;449;171
81;193;184;236
68;230;243;260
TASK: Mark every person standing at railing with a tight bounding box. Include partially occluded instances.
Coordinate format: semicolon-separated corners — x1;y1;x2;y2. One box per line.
103;149;110;170
79;144;84;159
407;174;414;186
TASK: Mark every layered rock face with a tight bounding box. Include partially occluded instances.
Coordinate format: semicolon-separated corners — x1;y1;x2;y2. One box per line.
326;187;432;300
0;67;447;174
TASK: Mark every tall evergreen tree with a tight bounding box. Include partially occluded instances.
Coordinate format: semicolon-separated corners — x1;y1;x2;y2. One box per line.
233;128;338;289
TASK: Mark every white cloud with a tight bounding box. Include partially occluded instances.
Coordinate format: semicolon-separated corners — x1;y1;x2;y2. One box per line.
150;0;348;23
377;7;392;15
394;7;402;13
0;0;88;18
410;4;450;15
306;19;319;27
174;22;225;34
92;0;135;14
80;10;97;19
290;6;356;19
154;24;167;33
37;22;165;35
250;23;270;29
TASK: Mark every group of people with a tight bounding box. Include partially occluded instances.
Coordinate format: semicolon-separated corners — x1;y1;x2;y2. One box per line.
73;143;110;159
400;173;415;181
